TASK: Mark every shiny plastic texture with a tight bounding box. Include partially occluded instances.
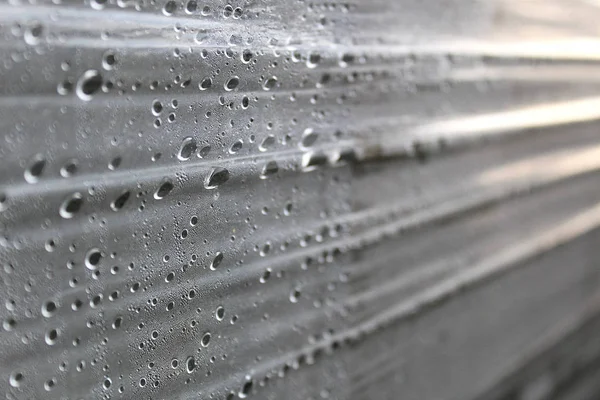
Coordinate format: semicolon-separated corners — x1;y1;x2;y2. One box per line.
1;0;600;399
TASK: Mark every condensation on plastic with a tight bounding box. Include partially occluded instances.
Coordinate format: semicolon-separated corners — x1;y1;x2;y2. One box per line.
1;0;600;399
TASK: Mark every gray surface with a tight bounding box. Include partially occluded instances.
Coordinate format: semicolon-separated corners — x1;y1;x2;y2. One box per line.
1;0;600;399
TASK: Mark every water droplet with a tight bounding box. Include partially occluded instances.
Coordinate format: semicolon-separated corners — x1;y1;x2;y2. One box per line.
59;192;83;219
300;128;318;148
108;156;121;170
178;137;197;160
239;379;253;398
225;76;240;91
201;332;211;347
198;145;211;158
24;155;46;183
90;0;107;9
9;371;23;388
260;161;279;179
262;76;278;91
152;100;163;115
260;242;271;256
102;51;116;70
215;306;225;321
154;181;174;199
339;53;355;67
210;252;223;270
112;317;122;329
260;269;271;283
41;301;57;318
259;135;275;151
241;49;252;63
186;356;195;373
185;0;197;13
60;160;78;177
229;140;243;154
163;0;177;15
45;328;58;345
307;52;321;68
24;23;43;45
0;193;6;212
241;96;250;108
204;167;230;189
290;288;301;303
85;248;102;270
302;152;328;171
335;148;358;164
111;191;130;211
199;77;212;90
76;70;103;101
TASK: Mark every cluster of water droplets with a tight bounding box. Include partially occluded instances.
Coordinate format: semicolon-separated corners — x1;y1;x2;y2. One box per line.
0;0;473;397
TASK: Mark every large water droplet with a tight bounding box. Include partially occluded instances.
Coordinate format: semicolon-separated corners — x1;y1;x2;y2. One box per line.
59;192;83;219
154;181;174;199
210;252;223;270
76;70;103;101
24;155;46;183
259;135;275;152
229;140;243;154
260;161;279;179
225;76;240;91
111;191;130;211
204;167;230;189
178;137;197;160
199;77;212;90
300;128;318;148
262;76;278;91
